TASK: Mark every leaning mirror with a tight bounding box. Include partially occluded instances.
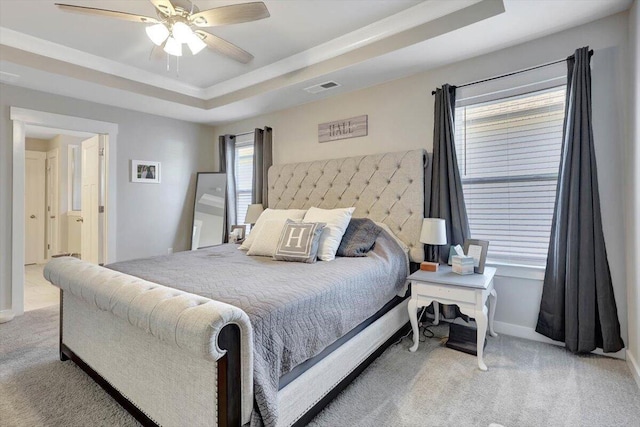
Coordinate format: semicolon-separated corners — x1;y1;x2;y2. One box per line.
191;172;226;249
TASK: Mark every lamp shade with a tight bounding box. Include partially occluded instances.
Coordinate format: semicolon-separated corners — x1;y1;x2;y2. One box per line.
146;23;170;46
163;36;182;56
420;218;447;245
187;32;207;55
172;22;193;44
244;204;264;224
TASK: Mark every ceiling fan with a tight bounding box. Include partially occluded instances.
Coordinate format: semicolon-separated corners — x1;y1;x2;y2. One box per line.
55;0;270;63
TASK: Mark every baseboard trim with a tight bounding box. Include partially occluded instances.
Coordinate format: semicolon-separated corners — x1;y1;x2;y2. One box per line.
493;320;626;360
0;310;15;323
627;351;640;390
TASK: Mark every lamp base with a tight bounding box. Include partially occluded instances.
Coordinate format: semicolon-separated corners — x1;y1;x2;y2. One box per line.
420;261;439;272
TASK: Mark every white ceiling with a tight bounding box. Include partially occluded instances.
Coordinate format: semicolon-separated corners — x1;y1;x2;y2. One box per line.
0;0;633;125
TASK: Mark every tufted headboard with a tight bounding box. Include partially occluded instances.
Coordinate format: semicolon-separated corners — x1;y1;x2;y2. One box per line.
268;150;427;263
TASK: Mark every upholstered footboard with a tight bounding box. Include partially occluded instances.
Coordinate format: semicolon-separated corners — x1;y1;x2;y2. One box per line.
44;257;254;426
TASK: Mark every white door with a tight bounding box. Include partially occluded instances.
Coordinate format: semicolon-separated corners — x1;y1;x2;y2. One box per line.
25;151;46;265
81;136;100;264
46;148;60;258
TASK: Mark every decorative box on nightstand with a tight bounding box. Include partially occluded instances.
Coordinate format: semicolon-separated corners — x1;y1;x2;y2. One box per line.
452;255;475;275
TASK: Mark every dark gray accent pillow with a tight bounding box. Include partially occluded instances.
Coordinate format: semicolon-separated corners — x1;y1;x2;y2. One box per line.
273;220;326;263
337;218;382;257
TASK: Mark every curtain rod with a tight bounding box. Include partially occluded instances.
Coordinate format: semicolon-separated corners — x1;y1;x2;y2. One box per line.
430;49;593;95
234;131;254;137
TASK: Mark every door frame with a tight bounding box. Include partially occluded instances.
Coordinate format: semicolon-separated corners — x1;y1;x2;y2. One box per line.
11;107;118;317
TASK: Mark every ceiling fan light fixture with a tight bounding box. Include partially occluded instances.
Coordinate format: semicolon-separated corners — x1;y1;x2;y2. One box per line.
164;36;183;56
146;23;170;46
172;21;193;44
187;32;207;55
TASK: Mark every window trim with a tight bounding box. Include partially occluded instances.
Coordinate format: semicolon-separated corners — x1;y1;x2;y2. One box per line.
487;261;546;281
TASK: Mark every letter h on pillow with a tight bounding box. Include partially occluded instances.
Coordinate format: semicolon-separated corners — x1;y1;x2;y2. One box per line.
273;220;326;263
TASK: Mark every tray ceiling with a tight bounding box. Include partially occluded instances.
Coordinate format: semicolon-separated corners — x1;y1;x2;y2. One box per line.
0;0;633;124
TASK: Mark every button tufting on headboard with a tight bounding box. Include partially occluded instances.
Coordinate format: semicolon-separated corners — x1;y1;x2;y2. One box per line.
268;149;426;263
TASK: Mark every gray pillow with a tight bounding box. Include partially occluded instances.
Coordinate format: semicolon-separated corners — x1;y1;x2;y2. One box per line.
337;218;382;257
273;220;326;263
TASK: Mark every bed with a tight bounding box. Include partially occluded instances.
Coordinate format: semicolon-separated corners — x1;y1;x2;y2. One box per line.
44;149;428;426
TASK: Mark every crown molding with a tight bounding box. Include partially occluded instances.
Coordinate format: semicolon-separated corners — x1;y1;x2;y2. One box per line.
0;26;205;98
201;0;484;98
0;1;485;101
0;0;502;118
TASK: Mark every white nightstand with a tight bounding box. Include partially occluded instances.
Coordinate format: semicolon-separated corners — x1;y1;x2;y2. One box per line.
407;266;498;371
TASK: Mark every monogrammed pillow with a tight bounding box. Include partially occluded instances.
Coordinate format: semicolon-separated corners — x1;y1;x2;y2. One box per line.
273;220;326;263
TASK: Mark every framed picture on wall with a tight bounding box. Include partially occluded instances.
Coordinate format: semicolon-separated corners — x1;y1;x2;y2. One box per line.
131;160;161;183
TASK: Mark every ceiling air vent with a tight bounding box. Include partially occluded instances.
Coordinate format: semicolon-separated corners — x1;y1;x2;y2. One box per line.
304;81;341;94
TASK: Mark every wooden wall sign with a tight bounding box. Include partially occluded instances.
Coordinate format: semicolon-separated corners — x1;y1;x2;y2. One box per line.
318;115;368;143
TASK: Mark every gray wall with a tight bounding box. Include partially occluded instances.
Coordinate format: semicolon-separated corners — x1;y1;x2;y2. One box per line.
626;0;640;380
215;13;632;347
0;84;216;312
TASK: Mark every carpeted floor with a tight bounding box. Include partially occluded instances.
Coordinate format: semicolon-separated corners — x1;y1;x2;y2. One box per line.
1;306;639;427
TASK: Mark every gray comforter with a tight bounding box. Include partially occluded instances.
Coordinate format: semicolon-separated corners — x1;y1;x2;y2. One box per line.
107;229;407;427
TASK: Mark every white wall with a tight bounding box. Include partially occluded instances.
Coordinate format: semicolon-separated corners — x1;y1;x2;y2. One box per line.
626;0;640;384
215;12;631;350
25;137;50;152
0;84;216;314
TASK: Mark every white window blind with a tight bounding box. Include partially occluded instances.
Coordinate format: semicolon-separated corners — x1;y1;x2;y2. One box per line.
234;137;254;226
455;87;566;267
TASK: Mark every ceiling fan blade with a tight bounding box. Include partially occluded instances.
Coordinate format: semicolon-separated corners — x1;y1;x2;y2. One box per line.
190;2;269;27
149;0;175;17
195;30;253;63
55;4;159;24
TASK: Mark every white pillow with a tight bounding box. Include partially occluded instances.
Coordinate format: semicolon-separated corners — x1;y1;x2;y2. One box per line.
239;208;307;251
247;218;293;257
303;206;355;261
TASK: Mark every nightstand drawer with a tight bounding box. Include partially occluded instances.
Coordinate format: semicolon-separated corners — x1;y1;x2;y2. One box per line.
412;281;476;304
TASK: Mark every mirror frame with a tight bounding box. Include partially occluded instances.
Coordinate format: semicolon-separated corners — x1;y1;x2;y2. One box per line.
191;172;227;250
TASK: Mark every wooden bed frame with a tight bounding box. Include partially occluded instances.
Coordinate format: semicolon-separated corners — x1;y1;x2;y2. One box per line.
52;150;427;426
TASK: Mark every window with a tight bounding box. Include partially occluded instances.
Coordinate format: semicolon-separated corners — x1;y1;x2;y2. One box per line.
234;135;254;226
455;87;566;267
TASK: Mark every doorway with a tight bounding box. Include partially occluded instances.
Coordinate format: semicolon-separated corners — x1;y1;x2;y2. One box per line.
10;108;118;319
23;127;104;311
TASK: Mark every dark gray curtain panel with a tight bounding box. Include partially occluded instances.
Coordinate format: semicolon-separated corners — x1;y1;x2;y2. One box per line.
253;127;273;206
429;84;470;263
218;134;237;242
536;47;624;353
429;84;471;320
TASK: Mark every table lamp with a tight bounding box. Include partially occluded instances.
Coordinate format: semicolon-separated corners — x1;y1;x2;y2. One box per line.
244;204;264;226
420;218;447;272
